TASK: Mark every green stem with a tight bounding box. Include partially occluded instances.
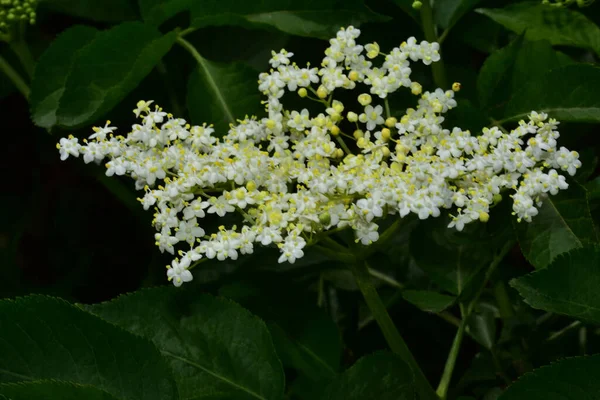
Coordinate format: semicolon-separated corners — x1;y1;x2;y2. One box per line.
334;135;352;155
493;280;515;319
436;241;514;396
547;320;582;341
420;0;447;89
436;319;466;399
0;54;30;98
351;260;438;400
384;98;392;119
9;35;35;78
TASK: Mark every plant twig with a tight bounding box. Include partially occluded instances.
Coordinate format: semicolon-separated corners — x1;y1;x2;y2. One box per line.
0;54;30;99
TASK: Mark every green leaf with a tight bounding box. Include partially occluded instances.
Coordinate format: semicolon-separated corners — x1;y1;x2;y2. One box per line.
84;287;285;400
29;25;99;129
0;381;119;400
514;182;598;269
501;64;600;123
435;0;483;30
410;212;513;299
587;176;600;210
30;22;177;130
38;0;138;22
219;279;341;383
477;2;600;56
140;0;387;39
401;290;456;313
467;310;496;350
320;352;414;400
511;247;600;324
477;36;573;112
0;295;178;400
498;355;600;399
186;57;262;136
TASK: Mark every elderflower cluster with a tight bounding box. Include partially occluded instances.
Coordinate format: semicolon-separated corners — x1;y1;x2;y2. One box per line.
57;26;581;287
0;0;37;34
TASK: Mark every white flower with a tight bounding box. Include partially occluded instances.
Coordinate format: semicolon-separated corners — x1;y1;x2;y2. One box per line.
57;136;80;160
278;234;306;264
167;258;193;287
359;105;385;130
175;218;205;245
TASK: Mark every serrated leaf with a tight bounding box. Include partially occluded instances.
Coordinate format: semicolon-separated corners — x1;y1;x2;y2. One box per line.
30;25;99;129
320;352;414;400
219;279;341;383
477;2;600;56
0;381;119;400
186;56;262;136
410;212;513;299
514;182;597;269
30;22;177;130
139;0;387;39
511;247;600;324
435;0;483;30
477;36;574;112
498;355;600;399
84;287;284;400
402;290;456;313
501;64;600;123
0;295;178;400
190;1;389;39
38;0;138;22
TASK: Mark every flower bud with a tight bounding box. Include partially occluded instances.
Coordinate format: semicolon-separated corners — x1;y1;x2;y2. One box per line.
330;125;340;136
358;93;372;106
353;129;364;140
380;128;391;141
316;85;328;99
479;212;490;223
412;1;423;9
452;82;461;92
319;212;331;225
347;111;358;122
298;88;308;97
385;117;397;128
410;82;422;95
348;70;359;81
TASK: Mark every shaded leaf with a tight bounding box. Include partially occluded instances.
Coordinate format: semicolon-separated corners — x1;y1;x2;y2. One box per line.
477;2;600;56
435;0;483;30
402;290;456;313
0;381;119;400
410;210;513;299
498;355;600;399
502;64;600;123
31;22;177;129
139;0;387;39
219;279;341;384
38;0;138;22
320;352;414;400
186;57;262;135
85;287;284;400
477;36;573;112
467;310;496;350
0;295;177;400
511;247;600;324
30;25;99;129
514;181;597;269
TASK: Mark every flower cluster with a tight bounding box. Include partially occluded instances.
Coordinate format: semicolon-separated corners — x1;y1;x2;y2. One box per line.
0;0;36;34
57;27;581;286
